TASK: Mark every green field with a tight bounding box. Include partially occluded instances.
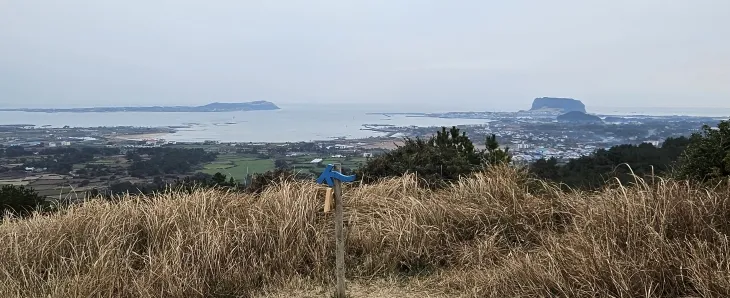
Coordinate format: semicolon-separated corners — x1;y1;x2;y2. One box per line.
201;154;368;179
201;156;275;179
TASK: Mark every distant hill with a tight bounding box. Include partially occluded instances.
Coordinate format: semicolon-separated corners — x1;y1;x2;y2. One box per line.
0;101;280;113
530;97;586;113
557;111;603;124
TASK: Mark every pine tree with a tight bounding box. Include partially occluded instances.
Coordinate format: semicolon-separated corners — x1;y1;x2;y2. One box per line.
212;172;227;185
677;120;730;182
357;126;510;187
484;134;511;165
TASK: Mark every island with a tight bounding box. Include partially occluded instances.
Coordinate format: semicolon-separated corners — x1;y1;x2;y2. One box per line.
0;101;280;113
557;111;603;124
530;97;586;113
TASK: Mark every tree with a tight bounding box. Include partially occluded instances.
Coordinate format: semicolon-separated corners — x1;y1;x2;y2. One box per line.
485;134;511;165
125;151;142;162
677;120;730;182
357;126;508;187
530;157;560;181
5;146;29;158
127;148;217;178
0;185;45;218
529;136;692;189
274;159;289;169
212;172;228;185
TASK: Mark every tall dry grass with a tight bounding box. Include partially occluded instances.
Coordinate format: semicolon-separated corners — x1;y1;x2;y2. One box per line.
1;167;730;297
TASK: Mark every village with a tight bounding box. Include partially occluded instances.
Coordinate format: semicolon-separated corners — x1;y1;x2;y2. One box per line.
0;124;396;199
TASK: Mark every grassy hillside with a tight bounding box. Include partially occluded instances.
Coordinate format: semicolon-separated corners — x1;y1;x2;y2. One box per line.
1;167;730;297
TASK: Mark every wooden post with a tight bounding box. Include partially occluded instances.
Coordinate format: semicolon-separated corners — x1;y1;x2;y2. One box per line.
324;187;333;213
333;164;346;298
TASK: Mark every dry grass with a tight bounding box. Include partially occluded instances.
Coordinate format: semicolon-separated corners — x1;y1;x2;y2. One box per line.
2;167;730;297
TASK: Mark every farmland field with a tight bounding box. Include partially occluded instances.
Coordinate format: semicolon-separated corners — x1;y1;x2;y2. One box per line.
201;155;275;179
0;179;29;186
201;154;368;179
26;177;79;198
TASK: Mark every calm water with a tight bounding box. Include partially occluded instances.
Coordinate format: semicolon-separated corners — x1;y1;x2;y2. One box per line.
590;106;730;117
1;103;727;142
0;103;489;142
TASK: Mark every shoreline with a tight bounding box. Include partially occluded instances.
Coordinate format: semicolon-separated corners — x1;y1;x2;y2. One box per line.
110;130;403;147
112;133;171;141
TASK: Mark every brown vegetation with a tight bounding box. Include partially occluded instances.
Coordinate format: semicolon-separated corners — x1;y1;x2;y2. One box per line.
1;167;730;297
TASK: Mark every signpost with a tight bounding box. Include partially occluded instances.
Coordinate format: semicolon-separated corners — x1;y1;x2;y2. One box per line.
316;163;355;298
324;187;333;213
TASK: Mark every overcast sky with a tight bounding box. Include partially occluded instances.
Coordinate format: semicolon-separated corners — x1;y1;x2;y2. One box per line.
1;1;728;110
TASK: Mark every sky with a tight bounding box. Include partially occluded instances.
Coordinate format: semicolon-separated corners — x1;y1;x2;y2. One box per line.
1;0;728;111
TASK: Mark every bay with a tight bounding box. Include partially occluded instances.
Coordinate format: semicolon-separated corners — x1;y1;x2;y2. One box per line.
2;103;727;142
0;103;490;142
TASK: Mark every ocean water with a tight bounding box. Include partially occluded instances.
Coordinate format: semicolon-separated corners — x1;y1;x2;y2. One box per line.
0;103;490;142
590;106;730;117
1;103;727;142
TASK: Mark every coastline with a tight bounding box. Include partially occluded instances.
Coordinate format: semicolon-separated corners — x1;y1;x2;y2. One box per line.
113;133;171;141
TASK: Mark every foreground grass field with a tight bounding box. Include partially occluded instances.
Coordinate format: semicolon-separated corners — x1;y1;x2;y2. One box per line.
2;167;730;297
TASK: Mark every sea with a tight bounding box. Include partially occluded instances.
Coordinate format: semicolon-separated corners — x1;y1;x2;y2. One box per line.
1;103;728;143
0;103;488;143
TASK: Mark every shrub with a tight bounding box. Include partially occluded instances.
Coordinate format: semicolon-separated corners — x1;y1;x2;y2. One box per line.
246;169;309;194
0;185;45;218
